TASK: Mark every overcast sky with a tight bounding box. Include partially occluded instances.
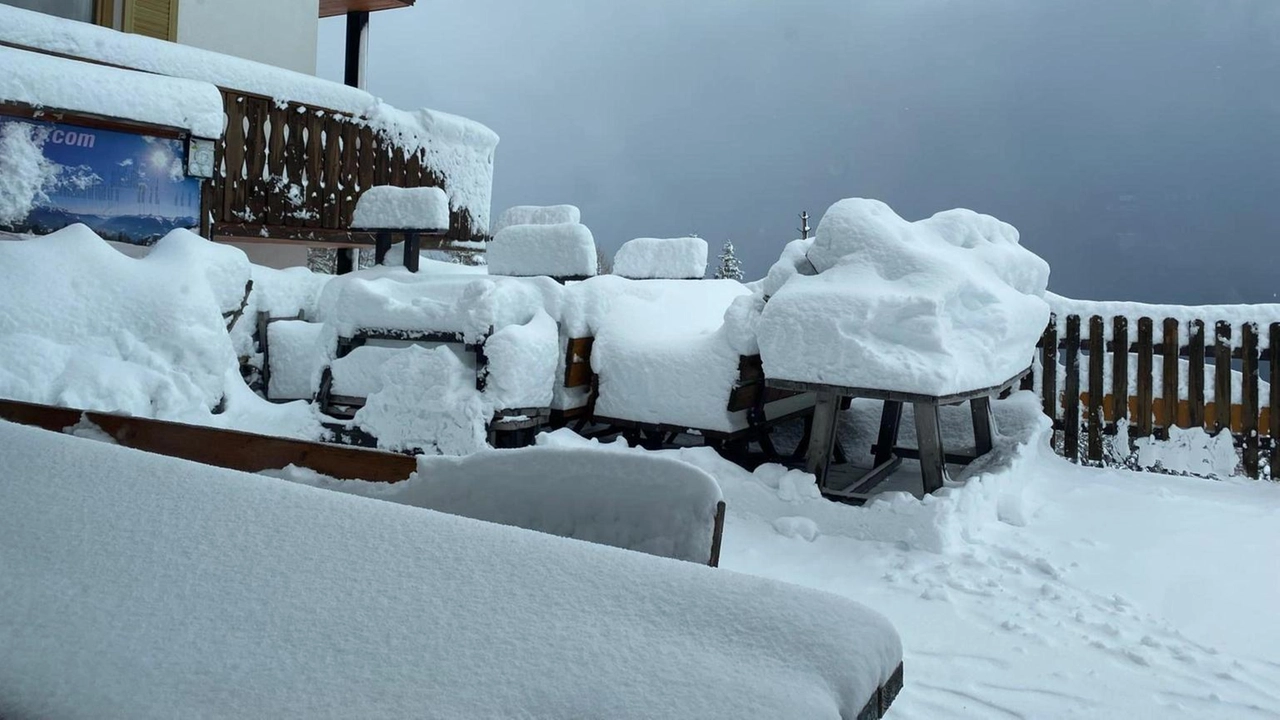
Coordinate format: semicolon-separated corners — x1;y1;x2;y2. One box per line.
318;1;1280;304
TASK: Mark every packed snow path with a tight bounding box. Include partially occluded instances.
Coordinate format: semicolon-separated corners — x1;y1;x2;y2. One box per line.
722;454;1280;719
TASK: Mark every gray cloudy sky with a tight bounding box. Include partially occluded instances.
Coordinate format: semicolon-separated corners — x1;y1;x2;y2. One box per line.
318;1;1280;304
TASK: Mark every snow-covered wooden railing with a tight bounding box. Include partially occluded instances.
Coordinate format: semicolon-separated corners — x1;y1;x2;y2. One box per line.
1036;309;1280;479
207;90;484;244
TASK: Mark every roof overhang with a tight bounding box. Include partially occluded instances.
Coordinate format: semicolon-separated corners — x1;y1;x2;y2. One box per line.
319;0;415;18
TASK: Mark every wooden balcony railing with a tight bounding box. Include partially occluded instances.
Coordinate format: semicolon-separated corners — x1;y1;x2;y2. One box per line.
205;89;482;245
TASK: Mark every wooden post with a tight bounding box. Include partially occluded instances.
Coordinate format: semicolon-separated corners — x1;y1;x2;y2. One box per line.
1087;315;1104;462
1135;317;1154;438
1214;321;1232;434
1041;318;1059;447
1242;323;1260;478
971;396;994;456
1271;323;1280;477
1188;320;1206;430
1162;318;1180;435
806;390;842;491
872;401;903;466
1111;316;1129;428
403;231;420;272
1064;315;1081;461
913;401;948;494
374;231;391;265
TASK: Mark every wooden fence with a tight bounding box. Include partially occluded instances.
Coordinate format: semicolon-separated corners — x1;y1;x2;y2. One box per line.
1036;313;1277;478
206;90;482;244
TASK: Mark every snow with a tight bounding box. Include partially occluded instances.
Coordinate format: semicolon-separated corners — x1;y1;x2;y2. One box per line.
266;321;333;400
1048;293;1280;337
147;229;252;316
0;45;225;137
0;225;236;418
0;120;55;227
349;185;449;230
483;309;560;410
757;199;1051;395
280;445;725;564
492;204;581;234
0;419;902;719
352;344;491;454
613;236;709;280
0;6;498;234
543;391;1280;719
487;222;598;278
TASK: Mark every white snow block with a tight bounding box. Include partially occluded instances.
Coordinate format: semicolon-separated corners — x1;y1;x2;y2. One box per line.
0;419;904;719
266;320;333;400
613;236;709;280
487;222;597;278
757;198;1050;395
297;445;726;564
351;185;450;230
492;204;580;235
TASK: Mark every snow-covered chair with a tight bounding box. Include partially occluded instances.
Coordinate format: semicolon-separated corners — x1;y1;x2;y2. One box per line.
350;185;451;272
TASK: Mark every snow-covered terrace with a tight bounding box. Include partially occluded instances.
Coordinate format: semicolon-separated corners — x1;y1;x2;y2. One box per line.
0;4;498;246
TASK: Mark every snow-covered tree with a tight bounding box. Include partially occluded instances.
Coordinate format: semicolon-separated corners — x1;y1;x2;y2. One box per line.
713;240;743;280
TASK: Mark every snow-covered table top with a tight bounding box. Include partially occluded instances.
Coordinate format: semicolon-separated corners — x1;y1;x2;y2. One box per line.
0;420;903;718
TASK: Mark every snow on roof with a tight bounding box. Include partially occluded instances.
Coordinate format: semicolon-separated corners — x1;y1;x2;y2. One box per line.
282;444;725;563
0;45;225;137
757;199;1051;395
492;204;581;234
613;236;709;280
487;222;598;278
0;419;902;718
350;185;450;230
0;5;499;233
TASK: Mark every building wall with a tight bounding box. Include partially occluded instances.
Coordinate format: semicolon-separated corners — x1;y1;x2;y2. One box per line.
175;0;319;75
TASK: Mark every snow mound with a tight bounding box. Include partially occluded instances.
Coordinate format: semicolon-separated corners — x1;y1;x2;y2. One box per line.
0;45;224;137
286;445;725;564
353;344;490;454
483;310;560;410
492;204;580;234
613;236;708;280
0;225;237;418
0;419;902;719
758;199;1051;395
350;185;449;230
266;320;334;400
487;222;598;278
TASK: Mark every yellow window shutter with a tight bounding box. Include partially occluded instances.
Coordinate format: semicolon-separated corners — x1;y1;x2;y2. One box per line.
123;0;179;42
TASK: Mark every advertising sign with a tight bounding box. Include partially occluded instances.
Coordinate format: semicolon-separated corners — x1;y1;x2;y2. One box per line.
0;116;201;245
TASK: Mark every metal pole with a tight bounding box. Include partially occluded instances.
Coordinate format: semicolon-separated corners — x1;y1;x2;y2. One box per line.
336;10;370;275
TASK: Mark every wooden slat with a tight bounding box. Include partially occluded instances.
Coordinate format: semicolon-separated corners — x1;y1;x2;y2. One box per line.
1214;321;1232;434
1188;320;1206;430
1041;318;1058;446
305;110;324;228
1241;323;1260;478
1161;318;1180;433
1271;323;1280;475
1111;316;1128;426
1063;315;1081;461
243;97;268;224
1086;316;1104;462
284;106;307;226
221;94;246;225
1135;317;1154;438
0;398;416;483
321;115;343;228
265;103;287;226
357;125;376;201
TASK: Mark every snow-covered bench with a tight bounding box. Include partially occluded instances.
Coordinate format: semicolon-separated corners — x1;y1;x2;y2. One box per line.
2;417;905;719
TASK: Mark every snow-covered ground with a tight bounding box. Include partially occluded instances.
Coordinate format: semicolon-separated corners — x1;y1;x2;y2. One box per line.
724;421;1280;718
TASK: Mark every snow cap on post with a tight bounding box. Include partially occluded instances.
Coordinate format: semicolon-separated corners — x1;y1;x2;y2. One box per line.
351;186;450;230
613;236;708;280
487;223;598;279
492;204;581;235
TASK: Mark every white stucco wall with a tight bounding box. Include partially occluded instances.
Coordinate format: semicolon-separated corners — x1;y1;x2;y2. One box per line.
176;0;319;75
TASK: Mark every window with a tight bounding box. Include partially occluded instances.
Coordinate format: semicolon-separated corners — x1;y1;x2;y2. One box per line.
1;0;178;40
2;0;96;23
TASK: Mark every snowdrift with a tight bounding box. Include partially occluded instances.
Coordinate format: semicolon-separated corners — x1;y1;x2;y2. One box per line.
0;420;902;719
757;199;1051;395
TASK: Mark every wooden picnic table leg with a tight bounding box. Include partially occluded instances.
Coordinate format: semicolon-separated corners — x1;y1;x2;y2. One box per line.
873;400;903;466
374;230;392;265
913;400;948;495
402;231;420;272
807;390;842;491
970;396;995;456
